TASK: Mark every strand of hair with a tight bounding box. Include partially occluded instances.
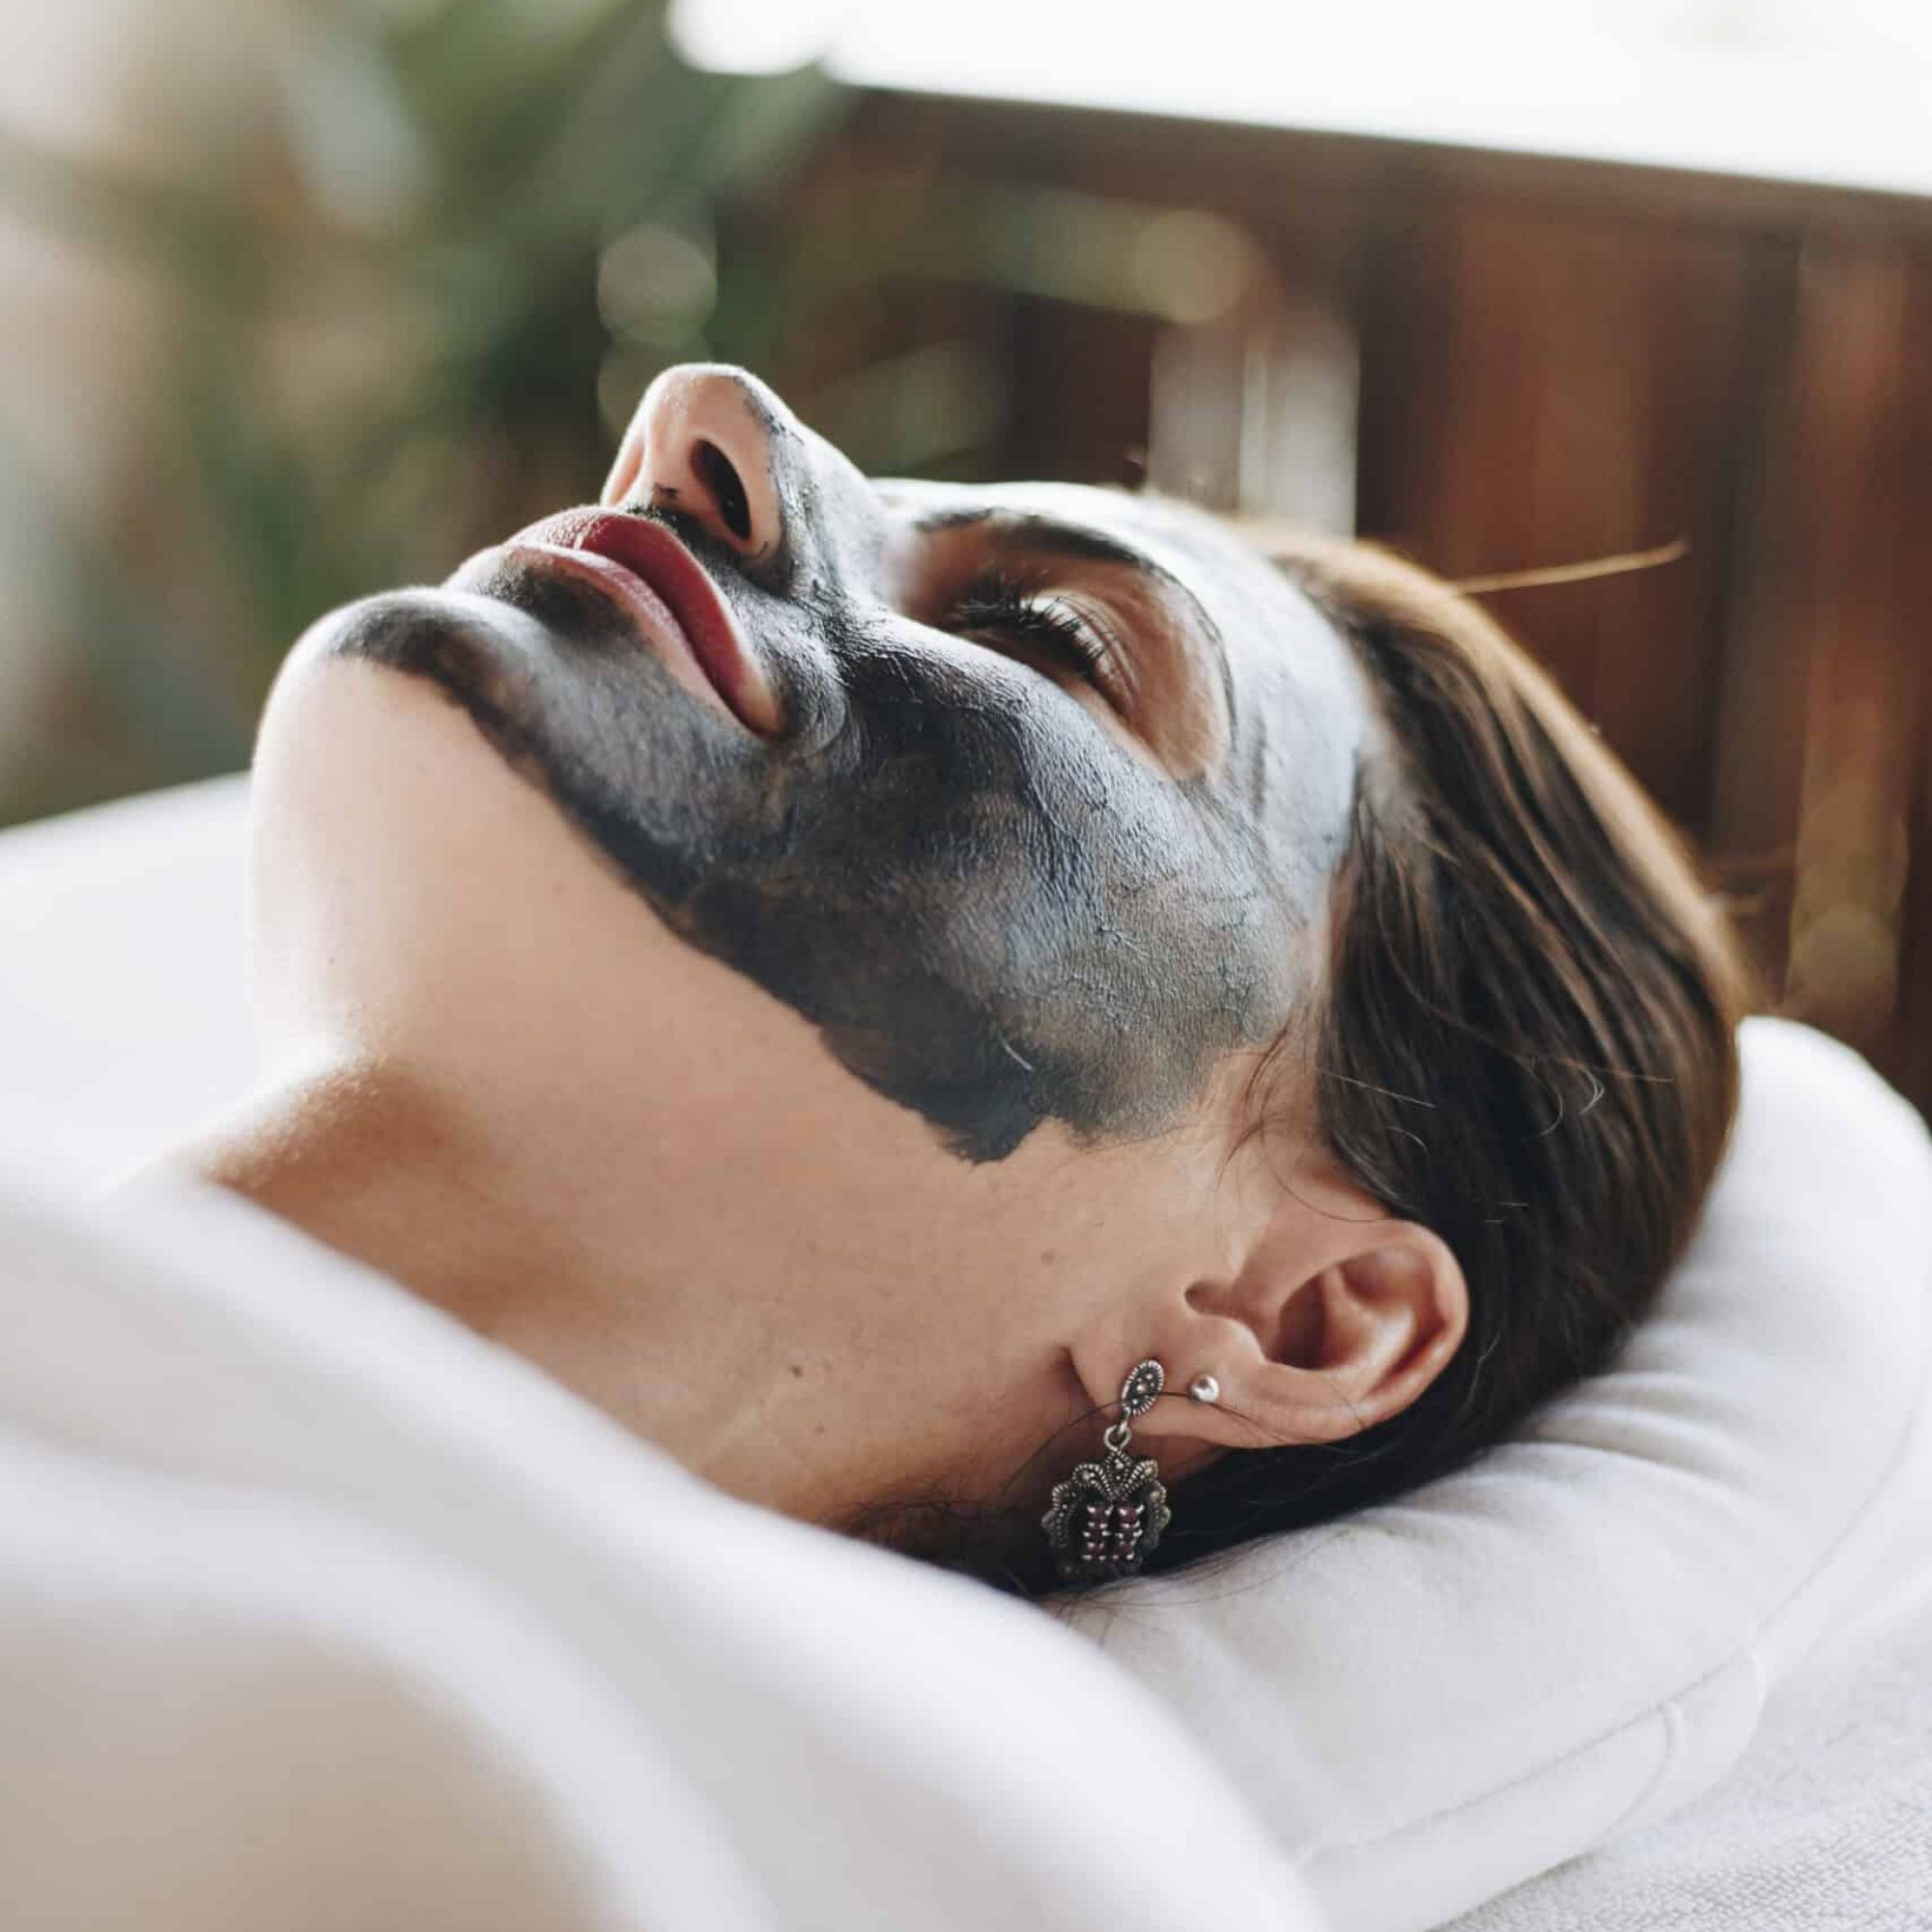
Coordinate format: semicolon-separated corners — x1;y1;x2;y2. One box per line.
1451;537;1690;596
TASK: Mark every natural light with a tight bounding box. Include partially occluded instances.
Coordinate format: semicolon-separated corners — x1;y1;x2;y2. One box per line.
669;0;1932;197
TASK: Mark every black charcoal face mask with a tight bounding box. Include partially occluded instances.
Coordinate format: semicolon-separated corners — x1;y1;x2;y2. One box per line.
296;368;1372;1161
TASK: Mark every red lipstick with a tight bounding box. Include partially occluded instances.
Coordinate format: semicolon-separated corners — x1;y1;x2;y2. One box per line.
502;507;780;735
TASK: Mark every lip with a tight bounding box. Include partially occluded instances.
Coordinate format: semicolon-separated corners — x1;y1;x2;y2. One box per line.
497;508;780;734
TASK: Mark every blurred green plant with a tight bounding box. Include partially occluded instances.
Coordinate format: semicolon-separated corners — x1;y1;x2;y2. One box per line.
0;0;839;823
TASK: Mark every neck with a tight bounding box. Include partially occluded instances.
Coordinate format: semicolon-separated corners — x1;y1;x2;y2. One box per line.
159;1050;991;1542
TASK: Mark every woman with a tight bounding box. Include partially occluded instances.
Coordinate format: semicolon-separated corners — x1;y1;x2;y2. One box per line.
179;363;1749;1598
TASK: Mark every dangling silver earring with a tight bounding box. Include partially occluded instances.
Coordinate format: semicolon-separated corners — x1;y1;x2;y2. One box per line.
1041;1358;1174;1586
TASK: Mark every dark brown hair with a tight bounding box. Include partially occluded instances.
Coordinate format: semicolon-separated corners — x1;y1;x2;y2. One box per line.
1132;535;1753;1580
856;532;1752;1595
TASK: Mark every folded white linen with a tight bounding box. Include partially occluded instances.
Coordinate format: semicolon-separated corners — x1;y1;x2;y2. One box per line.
0;1154;1325;1932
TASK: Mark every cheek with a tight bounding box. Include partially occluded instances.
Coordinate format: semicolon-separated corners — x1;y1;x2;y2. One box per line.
827;662;1178;927
773;678;1298;1145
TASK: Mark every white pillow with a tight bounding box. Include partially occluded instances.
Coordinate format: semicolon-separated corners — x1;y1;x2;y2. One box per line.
1059;1016;1932;1929
3;779;1929;1929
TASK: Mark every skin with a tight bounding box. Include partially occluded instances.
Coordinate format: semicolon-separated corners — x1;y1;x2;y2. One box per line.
157;366;1466;1582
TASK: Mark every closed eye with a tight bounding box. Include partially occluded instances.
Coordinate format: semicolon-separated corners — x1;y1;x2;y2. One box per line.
897;500;1230;778
942;565;1127;710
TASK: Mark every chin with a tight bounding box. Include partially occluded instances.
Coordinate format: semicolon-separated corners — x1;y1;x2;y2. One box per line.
245;615;593;1065
242;609;842;1152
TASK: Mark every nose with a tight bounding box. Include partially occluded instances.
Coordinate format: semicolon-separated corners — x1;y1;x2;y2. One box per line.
603;364;787;566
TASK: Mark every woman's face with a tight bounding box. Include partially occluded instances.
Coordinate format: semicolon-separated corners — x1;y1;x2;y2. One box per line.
284;364;1372;1163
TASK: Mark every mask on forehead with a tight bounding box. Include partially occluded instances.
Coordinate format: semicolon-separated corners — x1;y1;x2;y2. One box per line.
305;366;1371;1160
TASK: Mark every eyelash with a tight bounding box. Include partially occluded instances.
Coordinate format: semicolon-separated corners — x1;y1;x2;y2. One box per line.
944;567;1123;705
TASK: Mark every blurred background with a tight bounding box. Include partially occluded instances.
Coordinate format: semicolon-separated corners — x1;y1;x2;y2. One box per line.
1;0;1926;1114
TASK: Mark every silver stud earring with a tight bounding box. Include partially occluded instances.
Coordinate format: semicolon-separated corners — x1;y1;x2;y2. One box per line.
1040;1358;1174;1586
1186;1372;1220;1405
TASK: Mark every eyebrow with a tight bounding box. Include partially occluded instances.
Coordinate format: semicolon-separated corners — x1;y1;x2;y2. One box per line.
910;506;1155;575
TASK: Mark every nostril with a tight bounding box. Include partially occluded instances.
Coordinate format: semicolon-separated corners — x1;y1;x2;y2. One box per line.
692;438;753;544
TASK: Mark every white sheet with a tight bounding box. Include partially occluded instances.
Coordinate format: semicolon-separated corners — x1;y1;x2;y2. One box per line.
0;773;255;1179
1448;1577;1932;1928
0;1153;1325;1932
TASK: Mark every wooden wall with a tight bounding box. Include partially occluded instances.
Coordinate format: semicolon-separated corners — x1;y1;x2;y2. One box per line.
775;93;1932;1117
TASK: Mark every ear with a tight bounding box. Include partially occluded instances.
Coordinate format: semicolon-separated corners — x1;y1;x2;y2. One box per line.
1125;1159;1468;1456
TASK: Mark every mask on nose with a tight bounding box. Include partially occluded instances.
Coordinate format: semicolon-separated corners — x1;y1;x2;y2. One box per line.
604;364;796;571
